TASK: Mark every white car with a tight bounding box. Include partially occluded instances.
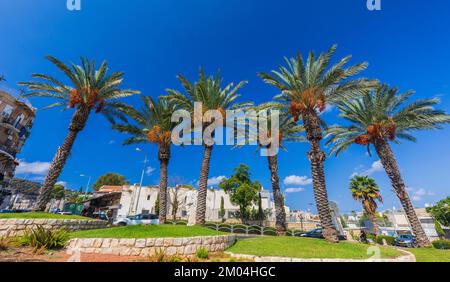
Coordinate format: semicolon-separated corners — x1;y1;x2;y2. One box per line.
113;214;159;226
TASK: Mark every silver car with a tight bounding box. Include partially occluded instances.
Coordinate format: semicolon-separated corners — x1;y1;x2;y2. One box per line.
114;214;159;226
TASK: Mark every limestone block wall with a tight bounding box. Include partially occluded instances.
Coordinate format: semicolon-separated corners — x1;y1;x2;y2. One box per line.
0;219;108;237
66;235;236;257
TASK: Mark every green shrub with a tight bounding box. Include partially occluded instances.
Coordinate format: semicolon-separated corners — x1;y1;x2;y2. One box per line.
432;240;450;250
376;235;396;246
0;236;11;251
169;255;183;262
196;247;209;259
18;227;69;252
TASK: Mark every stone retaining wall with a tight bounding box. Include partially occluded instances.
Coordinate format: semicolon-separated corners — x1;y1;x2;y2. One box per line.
225;250;416;262
66;235;236;257
0;219;108;237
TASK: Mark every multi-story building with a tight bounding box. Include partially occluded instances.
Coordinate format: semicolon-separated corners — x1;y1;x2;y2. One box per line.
0;90;35;188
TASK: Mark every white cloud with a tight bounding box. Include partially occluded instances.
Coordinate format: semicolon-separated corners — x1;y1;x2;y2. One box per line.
56;181;68;187
146;166;156;176
207;176;227;186
350;160;383;178
408;188;436;202
285;187;305;194
16;160;51;175
283;175;313;186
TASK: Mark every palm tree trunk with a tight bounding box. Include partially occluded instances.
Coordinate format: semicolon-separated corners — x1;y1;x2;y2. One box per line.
370;213;380;235
302;110;338;243
373;138;431;247
34;107;90;211
158;144;170;224
196;145;213;225
267;155;287;235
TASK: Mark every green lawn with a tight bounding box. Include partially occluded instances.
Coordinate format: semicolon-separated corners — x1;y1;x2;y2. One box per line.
408;248;450;262
227;237;402;260
70;225;228;238
0;212;89;220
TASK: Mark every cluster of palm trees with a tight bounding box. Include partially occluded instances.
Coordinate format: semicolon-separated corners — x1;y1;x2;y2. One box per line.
19;45;450;247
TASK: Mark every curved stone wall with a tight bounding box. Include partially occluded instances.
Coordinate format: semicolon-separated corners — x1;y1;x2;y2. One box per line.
0;219;108;237
66;235;236;257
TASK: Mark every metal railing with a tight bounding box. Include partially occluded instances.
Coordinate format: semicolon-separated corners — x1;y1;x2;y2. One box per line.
0;144;16;158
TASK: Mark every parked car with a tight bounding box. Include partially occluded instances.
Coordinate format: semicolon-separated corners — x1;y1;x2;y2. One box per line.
394;234;417;248
300;228;347;241
113;214;159;226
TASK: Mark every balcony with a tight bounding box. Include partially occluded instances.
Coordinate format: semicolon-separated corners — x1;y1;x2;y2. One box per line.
0;116;31;137
0;144;17;158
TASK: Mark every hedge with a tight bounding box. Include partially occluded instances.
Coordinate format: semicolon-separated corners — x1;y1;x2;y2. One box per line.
432;240;450;250
376;235;396;246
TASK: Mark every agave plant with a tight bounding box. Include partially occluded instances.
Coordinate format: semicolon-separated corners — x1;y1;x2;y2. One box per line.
112;95;177;224
258;45;375;242
165;68;250;224
326;84;450;247
19;56;139;211
350;176;383;235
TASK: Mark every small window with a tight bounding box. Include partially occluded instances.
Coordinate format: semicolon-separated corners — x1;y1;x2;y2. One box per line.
147;195;151;201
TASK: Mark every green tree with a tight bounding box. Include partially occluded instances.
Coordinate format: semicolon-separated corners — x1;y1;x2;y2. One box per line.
92;173;129;191
166;69;250;225
219;164;260;223
112;96;178;224
219;196;226;222
327;84;450;247
51;184;66;200
259;45;374;242
427;197;450;227
350;176;383;235
19;56;139;211
154;193;160;216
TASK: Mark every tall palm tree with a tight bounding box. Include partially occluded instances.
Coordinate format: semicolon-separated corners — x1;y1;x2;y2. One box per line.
350;176;383;235
326;84;450;247
166;68;249;225
241;106;305;234
19;56;139;211
112;96;177;224
258;45;375;242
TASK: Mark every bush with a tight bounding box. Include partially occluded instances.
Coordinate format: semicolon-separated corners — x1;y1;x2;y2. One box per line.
0;236;11;251
432;240;450;250
196;247;209;259
18;227;69;252
376;235;396;246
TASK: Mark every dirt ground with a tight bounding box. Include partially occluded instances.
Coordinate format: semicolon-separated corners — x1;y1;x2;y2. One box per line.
0;246;147;262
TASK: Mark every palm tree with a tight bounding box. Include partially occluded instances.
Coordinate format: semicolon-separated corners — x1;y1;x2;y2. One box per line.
258;45;375;242
350;176;383;235
19;56;139;211
166;68;249;224
112;96;177;224
326;84;450;247
243;106;305;235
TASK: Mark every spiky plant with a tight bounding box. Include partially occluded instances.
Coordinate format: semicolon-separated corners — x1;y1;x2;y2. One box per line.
350;176;383;235
258;45;375;242
326;84;450;247
112;95;177;224
19;56;139;211
165;68;250;225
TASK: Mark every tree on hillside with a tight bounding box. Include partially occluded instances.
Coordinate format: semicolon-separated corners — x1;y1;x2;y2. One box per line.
219;164;261;223
92;173;129;191
427;197;450;227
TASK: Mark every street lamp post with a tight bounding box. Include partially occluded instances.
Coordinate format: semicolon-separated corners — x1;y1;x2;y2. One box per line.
80;174;92;199
133;148;148;214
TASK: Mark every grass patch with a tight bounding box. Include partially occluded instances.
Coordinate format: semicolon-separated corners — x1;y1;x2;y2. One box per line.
71;225;228;238
0;212;89;220
408;248;450;262
227;237;402;260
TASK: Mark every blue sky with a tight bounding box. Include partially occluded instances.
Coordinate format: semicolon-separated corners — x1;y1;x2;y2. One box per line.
1;0;449;213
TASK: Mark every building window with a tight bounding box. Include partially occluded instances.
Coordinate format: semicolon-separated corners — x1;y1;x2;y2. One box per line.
147;195;151;201
2;105;13;118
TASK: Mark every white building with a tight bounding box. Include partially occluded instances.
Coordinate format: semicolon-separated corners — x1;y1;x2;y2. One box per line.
94;185;278;223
